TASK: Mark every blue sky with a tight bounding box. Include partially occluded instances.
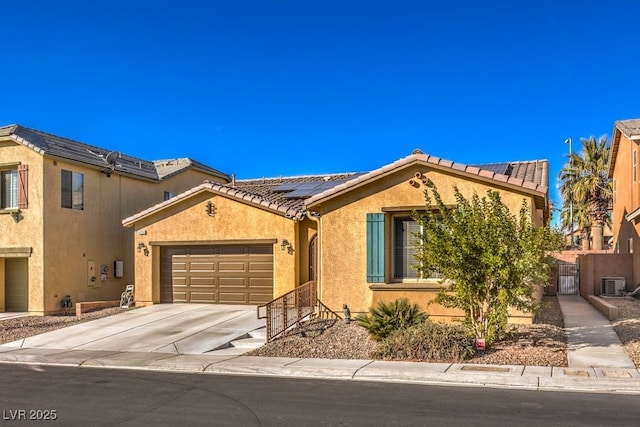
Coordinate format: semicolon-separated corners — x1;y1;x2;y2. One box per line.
2;1;639;221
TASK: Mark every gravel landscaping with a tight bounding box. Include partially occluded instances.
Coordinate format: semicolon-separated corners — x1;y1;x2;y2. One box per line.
2;296;640;368
248;296;569;367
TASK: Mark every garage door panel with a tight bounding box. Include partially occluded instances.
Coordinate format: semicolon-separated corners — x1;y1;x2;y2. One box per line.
249;277;273;287
189;262;216;271
218;262;247;272
249;261;273;272
218;292;247;303
172;262;187;272
161;245;273;304
189;292;216;302
172;277;187;286
189;277;216;286
249;293;273;304
218;277;247;287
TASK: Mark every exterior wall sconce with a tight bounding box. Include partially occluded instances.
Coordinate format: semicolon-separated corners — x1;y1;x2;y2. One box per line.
280;239;294;254
205;201;217;217
10;210;21;222
137;242;149;256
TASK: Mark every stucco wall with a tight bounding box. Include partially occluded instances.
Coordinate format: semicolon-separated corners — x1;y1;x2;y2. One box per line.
610;131;640;286
128;191;313;305
0;142;45;313
1;137;228;314
313;164;541;321
578;253;634;297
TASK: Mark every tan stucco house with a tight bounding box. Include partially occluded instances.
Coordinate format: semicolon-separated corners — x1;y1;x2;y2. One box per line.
0;125;229;314
123;151;549;323
608;118;640;285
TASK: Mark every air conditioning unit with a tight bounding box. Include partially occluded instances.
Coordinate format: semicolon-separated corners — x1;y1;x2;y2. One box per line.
601;277;626;296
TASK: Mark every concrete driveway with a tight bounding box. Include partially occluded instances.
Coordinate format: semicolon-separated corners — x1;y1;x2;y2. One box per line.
4;304;266;355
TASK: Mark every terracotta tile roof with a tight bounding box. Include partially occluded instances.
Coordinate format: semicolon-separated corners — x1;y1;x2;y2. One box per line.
123;152;549;226
0;124;230;182
306;153;549;207
122;173;362;225
474;161;549;189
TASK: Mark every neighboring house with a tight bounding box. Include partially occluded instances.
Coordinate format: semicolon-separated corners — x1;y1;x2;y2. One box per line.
608;118;640;285
123;151;549;323
0;125;229;314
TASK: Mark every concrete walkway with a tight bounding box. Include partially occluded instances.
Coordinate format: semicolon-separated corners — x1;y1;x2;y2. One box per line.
557;295;635;369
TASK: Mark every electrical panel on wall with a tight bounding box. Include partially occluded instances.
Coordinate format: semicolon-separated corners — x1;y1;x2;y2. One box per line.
114;260;124;278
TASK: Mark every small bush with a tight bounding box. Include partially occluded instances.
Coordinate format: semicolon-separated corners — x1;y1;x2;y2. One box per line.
373;321;476;362
356;298;427;341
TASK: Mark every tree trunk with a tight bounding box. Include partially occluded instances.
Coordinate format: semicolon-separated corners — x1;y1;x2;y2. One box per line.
581;229;590;251
591;224;604;250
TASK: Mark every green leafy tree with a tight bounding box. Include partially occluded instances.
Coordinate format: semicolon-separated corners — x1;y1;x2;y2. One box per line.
413;180;564;345
558;135;612;250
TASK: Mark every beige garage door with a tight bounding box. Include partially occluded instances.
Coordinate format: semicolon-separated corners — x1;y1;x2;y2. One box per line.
160;245;273;304
5;258;29;312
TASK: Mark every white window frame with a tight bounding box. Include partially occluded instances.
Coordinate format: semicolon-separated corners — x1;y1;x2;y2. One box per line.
392;214;442;282
0;168;18;209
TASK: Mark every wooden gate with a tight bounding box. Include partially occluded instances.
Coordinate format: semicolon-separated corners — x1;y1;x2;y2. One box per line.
558;262;579;295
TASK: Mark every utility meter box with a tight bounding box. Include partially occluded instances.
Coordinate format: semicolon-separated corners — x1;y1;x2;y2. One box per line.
114;260;124;278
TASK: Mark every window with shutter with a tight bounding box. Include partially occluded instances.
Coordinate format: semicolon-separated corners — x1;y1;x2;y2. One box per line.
0;168;18;209
366;213;385;283
393;215;442;281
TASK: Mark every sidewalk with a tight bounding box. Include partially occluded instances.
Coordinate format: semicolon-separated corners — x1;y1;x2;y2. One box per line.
558;294;635;369
0;296;639;395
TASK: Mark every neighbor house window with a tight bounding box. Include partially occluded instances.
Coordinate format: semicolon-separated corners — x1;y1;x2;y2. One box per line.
0;164;27;210
163;191;175;201
1;169;17;209
61;170;84;210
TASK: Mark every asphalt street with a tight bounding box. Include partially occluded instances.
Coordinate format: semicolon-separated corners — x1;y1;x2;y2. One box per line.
1;364;639;426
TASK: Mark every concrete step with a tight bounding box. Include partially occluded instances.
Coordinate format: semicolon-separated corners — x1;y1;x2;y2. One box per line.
249;327;266;339
229;337;265;349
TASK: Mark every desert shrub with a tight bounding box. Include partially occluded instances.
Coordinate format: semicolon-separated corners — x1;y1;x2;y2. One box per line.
373;320;476;362
356;298;427;341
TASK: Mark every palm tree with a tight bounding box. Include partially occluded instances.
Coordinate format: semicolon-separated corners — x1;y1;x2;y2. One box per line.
558;135;612;250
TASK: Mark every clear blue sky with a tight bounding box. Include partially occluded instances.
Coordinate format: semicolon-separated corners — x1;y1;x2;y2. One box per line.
2;1;639;221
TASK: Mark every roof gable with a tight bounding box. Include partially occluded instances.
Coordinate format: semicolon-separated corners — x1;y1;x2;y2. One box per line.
123;152;550;227
122;173;361;226
0;124;229;182
305;153;549;207
609;118;640;177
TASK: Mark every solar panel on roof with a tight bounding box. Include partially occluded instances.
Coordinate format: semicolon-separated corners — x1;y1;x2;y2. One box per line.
272;183;300;192
476;163;511;175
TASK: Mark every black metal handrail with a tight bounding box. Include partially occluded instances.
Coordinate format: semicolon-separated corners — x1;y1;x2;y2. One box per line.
257;281;317;342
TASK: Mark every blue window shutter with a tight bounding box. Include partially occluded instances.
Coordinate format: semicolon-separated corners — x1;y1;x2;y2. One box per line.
366;213;385;283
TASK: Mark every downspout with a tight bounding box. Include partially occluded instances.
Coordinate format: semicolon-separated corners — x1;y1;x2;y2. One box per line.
305;209;322;302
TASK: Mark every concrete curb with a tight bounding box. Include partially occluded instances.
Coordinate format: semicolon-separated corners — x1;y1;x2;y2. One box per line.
1;347;639;395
